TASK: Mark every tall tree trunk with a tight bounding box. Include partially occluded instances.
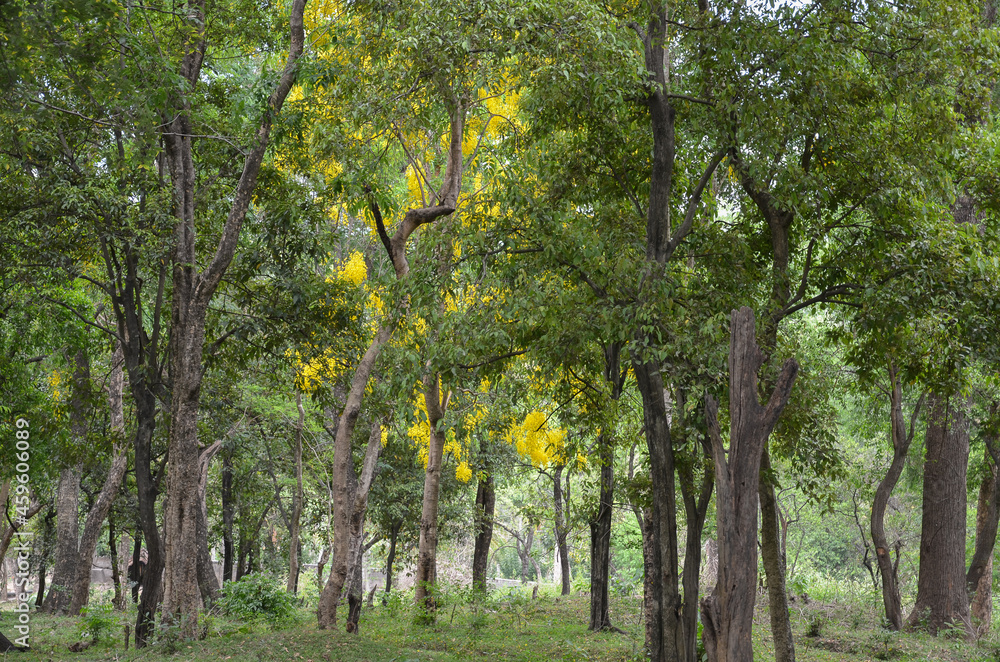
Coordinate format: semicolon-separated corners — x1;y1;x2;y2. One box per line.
159;0;307;639
472;470;496;592
701;307;798;662
109;516;125;611
872;364;922;631
287;392;305;593
553;464;571;596
589;433;614;630
968;402;1000;632
904;394;972;635
221;449;235;584
35;509;55;607
759;451;795;661
67;343;130;615
317;97;463;629
415;377;449;617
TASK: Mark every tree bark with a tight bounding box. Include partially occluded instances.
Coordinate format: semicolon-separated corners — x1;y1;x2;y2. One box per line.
221;449;235;584
872;364;922;630
473;469;496;592
702;307;798;662
344;421;383;633
287;392;305;593
414;377;449;617
43;465;81;613
383;521;401;601
904;393;972;636
552;464;571;596
196;440;222;608
589;433;614;630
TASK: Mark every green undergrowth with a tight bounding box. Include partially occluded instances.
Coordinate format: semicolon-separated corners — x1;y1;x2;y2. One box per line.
6;582;1000;661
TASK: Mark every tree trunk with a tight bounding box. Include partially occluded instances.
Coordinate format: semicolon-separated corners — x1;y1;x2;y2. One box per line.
287;392;305;593
553;464;571;596
415;377;448;617
317;545;330;589
35;509;55;607
905;393;972;635
589;433;614;630
109;517;125;611
383;522;400;602
473;470;496;592
344;422;383;633
872;365;922;631
221;449;235;584
702;307;798;662
159;0;307;639
44;465;81;613
759;451;795;662
67;342;130;615
317;98;463;630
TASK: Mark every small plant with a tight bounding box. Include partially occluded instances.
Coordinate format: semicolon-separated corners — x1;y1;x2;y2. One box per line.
805;612;824;638
219;573;296;624
870;626;901;660
78;604;116;645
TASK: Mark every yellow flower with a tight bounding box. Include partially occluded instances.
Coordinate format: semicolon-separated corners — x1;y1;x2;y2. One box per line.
339;251;367;285
455;461;473;483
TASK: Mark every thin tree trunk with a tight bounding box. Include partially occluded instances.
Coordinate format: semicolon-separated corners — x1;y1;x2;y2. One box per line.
759;451;795;661
872;364;922;630
415;377;449;617
221;449;235;584
35;509;55;607
472;470;496;592
383;522;400;602
317;545;330;589
344;422;384;633
701;307;798;662
553;464;571;596
589;433;614;630
196;440;222;608
905;394;972;635
288;392;305;593
109;517;125;611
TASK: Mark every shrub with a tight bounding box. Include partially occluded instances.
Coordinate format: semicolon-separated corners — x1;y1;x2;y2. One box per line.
219;574;296;623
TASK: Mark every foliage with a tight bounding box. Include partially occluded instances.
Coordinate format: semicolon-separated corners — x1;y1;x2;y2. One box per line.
219;574;298;624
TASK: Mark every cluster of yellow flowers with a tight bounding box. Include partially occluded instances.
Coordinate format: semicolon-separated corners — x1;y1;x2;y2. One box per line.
506;410;566;468
337;250;367;286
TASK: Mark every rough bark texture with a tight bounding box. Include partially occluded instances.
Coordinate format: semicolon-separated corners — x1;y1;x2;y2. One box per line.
701;307;798;662
44;465;81;613
758;450;794;662
287;392;305;593
905;394;972;636
472;470;496;592
344;422;383;633
552;464;571;596
318;102;464;629
159;0;307;639
872;365;921;630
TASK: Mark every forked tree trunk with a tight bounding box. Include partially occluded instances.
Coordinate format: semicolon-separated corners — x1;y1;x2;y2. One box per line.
344;422;384;633
589;433;614;630
701;307;798;662
871;364;922;631
159;0;308;639
287;392;305;593
317;100;464;629
67;343;130;616
414;377;449;617
472;470;496;592
904;394;972;636
552;464;571;596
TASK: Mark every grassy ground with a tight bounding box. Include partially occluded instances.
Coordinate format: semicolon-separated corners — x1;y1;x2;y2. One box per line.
5;585;1000;661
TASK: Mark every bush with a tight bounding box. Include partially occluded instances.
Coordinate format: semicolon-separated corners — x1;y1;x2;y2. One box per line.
219;574;296;623
78;604;116;645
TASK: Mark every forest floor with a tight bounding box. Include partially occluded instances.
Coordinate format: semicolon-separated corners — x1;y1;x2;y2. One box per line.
4;586;1000;661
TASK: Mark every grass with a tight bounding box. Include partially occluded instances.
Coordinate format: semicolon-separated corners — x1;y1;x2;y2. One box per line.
5;581;1000;661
